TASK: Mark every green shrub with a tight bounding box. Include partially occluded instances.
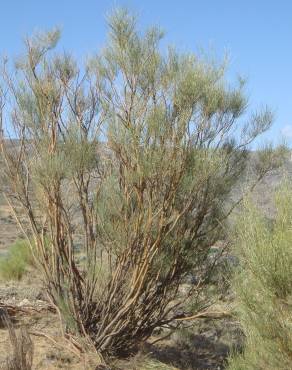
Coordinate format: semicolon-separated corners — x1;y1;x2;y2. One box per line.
227;183;292;370
1;8;282;356
0;240;34;281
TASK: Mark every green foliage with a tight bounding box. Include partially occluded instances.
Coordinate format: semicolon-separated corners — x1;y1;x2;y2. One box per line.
227;183;292;370
0;240;34;281
55;294;80;333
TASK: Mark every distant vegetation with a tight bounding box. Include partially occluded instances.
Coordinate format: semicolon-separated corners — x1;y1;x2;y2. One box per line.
0;239;34;281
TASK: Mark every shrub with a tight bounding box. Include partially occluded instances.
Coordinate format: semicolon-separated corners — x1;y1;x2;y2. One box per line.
227;183;292;370
0;9;282;356
0;240;34;281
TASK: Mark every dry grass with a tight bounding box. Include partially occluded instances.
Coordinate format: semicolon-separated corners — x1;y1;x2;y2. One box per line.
115;353;179;370
0;309;33;370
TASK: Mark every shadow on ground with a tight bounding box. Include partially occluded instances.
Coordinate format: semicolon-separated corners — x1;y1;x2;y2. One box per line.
151;334;229;369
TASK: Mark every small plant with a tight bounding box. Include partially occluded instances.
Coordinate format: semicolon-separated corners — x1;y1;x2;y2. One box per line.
227;183;292;370
0;240;34;281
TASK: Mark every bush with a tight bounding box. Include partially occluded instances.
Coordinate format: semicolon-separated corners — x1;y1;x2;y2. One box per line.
1;8;281;356
227;183;292;370
0;240;34;281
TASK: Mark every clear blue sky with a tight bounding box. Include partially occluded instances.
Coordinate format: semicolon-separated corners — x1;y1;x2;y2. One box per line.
1;0;292;146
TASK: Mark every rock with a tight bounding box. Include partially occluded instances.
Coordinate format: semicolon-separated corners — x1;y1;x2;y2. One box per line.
179;283;192;295
185;274;199;285
18;298;30;307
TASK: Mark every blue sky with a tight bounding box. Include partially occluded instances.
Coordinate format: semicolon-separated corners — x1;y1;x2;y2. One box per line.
1;0;292;146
